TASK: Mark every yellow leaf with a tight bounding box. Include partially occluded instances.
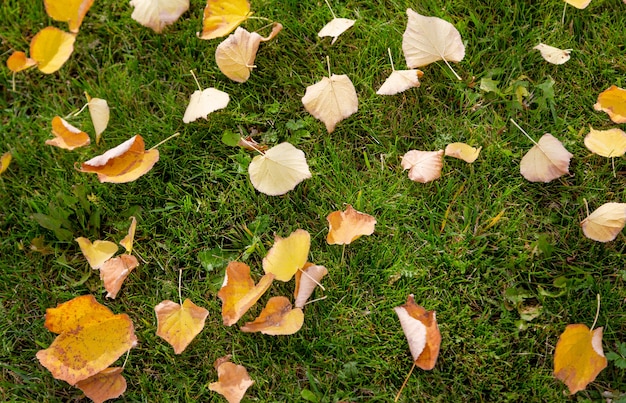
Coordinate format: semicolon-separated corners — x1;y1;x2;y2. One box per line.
554;324;607;394
584;126;626;158
78;135;159;183
75;237;119;270
262;229;310;282
394;294;441;370
119;216;137;253
100;254;139;299
42;295;115;334
209;357;254;403
46;116;90;150
6;51;37;72
326;204;376;245
564;0;592;9
0;151;12;176
593;85;626;124
401;149;444;183
129;0;189;33
302;73;358;133
198;0;252;40
43;0;94;33
248;142;311;196
520;133;572;183
155;299;209;354
581;202;626;242
30;26;75;74
75;367;127;403
240;296;304;335
445;142;482;163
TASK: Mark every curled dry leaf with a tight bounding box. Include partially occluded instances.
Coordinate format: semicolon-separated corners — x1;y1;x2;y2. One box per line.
129;0;189;33
318;18;355;45
0;152;11;176
240;296;304;335
248;142;311;196
217;261;274;326
43;0;94;33
6;51;37;72
86;92;110;145
377;69;423;96
394;294;441;370
119;216;137;253
520;133;572;183
100;254;139;299
302;73;358;133
75;367;127;403
215;24;282;83
155;299;209;354
294;263;328;309
444;142;481;163
584;127;626;158
78;135;159;183
593;85;626;124
75;237;118;270
554;324;607;394
30;26;76;74
36;295;137;385
326;204;376;245
198;0;252;40
564;0;592;9
533;43;571;65
263;229;310;282
209;357;254;403
46;116;90;150
183;88;229;123
581;202;626;242
401;150;443;183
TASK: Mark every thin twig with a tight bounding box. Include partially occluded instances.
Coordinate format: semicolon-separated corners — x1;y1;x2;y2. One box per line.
395;362;416;402
590;293;601;331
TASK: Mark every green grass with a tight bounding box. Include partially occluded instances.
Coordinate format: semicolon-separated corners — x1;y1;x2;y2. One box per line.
2;0;626;401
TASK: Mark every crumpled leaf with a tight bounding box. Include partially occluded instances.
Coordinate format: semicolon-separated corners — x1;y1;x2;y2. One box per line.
215;24;282;83
263;229;310;282
209;356;254;403
294;263;328;309
394;294;441;370
198;0;252;40
43;0;94;33
302;73;358;133
217;261;274;326
183;88;230;123
0;152;11;176
520;134;572;183
581;202;626;242
46;116;90;150
584;127;626;158
99;254;139;299
75;367;127;403
78;135;159;183
326;204;376;245
129;0;189;33
75;237;119;270
554;324;607;394
36;295;137;385
377;69;423;96
248;142;311;196
401;150;444;183
444;142;481;163
119;216;137;253
6;51;37;72
533;43;571;65
155;299;209;354
30;26;76;74
240;296;304;335
564;0;592;9
593;85;626;124
318;18;355;45
85;92;110;145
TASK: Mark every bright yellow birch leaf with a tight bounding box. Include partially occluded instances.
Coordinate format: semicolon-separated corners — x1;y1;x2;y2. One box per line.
198;0;252;40
155;299;209;354
43;0;94;33
30;26;75;74
593;85;626;124
75;237;119;270
262;229;310;282
445;142;482;163
75;367;127;403
0;152;12;176
240;296;304;335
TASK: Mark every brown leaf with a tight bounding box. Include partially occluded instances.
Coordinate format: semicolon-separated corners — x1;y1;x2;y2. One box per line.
209;357;254;403
394;294;441;370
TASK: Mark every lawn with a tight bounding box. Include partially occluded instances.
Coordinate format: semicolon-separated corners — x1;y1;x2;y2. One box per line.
1;0;626;401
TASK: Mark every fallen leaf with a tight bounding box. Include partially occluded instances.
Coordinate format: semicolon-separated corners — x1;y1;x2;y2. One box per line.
198;0;252;40
75;367;127;403
444;142;481;163
129;0;189;33
183;87;230;123
326;204;376;245
248;142;311;196
394;294;441;370
0;152;12;176
36;295;137;385
209;357;254;403
593;85;626;124
520;134;572;183
263;229;310;282
46;116;90;150
86;92;110;145
294;264;328;309
401;150;444;183
377;69;423;96
584;127;626;158
119;216;137;253
99;254;139;299
155;299;209;354
6;51;37;72
75;237;119;270
43;0;94;33
554;324;607;394
78;135;160;183
564;0;592;9
240;296;304;335
318;18;355;45
215;24;282;83
218;261;274;326
533;43;571;65
581;202;626;242
302;73;358;133
30;26;76;74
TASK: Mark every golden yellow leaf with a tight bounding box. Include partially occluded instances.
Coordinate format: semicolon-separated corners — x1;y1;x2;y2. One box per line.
75;237;119;270
78;135;159;183
584;126;626;158
593;85;626;124
198;0;252;40
155;299;209;354
30;26;75;74
36;295;137;385
43;0;94;33
46;116;90;150
248;142;311;196
554;324;607;394
394;294;441;370
6;51;37;72
119;216;137;253
240;296;304;335
581;202;626;242
263;229;310;282
401;149;444;183
520;133;572;183
209;357;254;403
0;151;12;176
444;142;481;163
100;254;139;299
326;204;376;245
75;367;127;403
564;0;592;9
217;261;274;326
302;73;358;133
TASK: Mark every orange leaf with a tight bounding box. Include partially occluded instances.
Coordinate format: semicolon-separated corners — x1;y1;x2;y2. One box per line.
294;263;328;309
217;261;274;326
401;149;443;183
36;295;137;385
594;85;626;124
100;254;139;299
6;51;37;72
262;229;310;282
46;116;90;150
520;133;572;183
78;135;159;183
155;299;209;354
43;0;94;33
326;204;376;245
119;216;137;253
75;237;119;270
554;324;607;394
75;367;127;403
0;151;12;176
209;357;254;403
30;26;75;74
198;0;252;40
394;294;441;370
240;296;304;335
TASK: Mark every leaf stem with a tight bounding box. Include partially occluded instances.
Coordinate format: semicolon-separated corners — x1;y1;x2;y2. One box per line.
323;0;337;19
590;293;601;331
178;268;183;306
299;267;326;291
326;55;332;78
190;70;202;92
442;58;462;81
150;132;180;150
387;48;395;71
583;197;590;217
238;137;266;156
395;361;416;402
509;119;539;147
